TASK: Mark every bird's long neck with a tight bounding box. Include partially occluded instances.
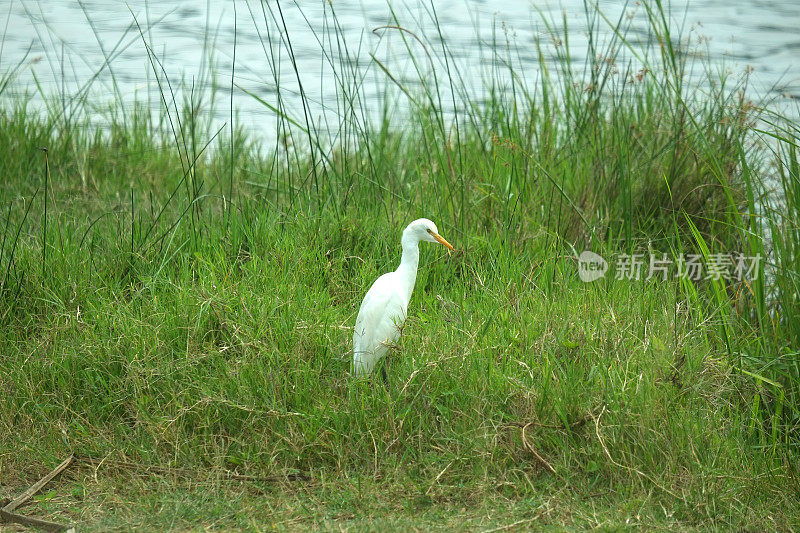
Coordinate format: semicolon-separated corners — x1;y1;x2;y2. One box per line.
395;231;420;304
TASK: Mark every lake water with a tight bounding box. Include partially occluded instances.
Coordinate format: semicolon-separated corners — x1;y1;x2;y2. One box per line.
2;1;798;141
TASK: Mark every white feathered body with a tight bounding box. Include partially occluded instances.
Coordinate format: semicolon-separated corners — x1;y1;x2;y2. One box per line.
352;218;451;377
352;272;409;376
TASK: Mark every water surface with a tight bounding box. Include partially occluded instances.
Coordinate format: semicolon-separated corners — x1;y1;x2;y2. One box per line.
2;1;798;140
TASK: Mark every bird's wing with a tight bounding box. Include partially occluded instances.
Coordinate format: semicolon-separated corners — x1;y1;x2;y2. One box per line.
353;273;407;375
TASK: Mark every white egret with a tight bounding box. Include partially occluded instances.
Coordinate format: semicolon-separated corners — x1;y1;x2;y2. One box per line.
353;218;454;378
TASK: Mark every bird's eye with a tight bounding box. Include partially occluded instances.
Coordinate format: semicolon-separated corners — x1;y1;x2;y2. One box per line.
426;229;433;234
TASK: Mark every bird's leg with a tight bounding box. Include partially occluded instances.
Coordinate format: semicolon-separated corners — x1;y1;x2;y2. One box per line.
380;364;388;384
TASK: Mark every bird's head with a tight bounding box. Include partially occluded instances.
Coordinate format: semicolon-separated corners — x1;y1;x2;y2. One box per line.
405;218;454;250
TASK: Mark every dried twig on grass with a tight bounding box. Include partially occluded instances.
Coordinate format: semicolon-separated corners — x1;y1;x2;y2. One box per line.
520;422;556;475
1;455;76;532
3;455;74;513
0;502;74;533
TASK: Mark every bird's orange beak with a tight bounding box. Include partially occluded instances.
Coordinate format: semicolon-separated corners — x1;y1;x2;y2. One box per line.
431;232;454;250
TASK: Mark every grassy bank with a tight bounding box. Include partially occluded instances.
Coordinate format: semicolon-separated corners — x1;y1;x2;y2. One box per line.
1;1;798;529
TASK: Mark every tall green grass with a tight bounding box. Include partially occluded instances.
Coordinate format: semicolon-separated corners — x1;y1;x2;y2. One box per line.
0;0;798;528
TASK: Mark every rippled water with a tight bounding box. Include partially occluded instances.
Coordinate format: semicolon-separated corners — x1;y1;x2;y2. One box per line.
2;1;798;139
